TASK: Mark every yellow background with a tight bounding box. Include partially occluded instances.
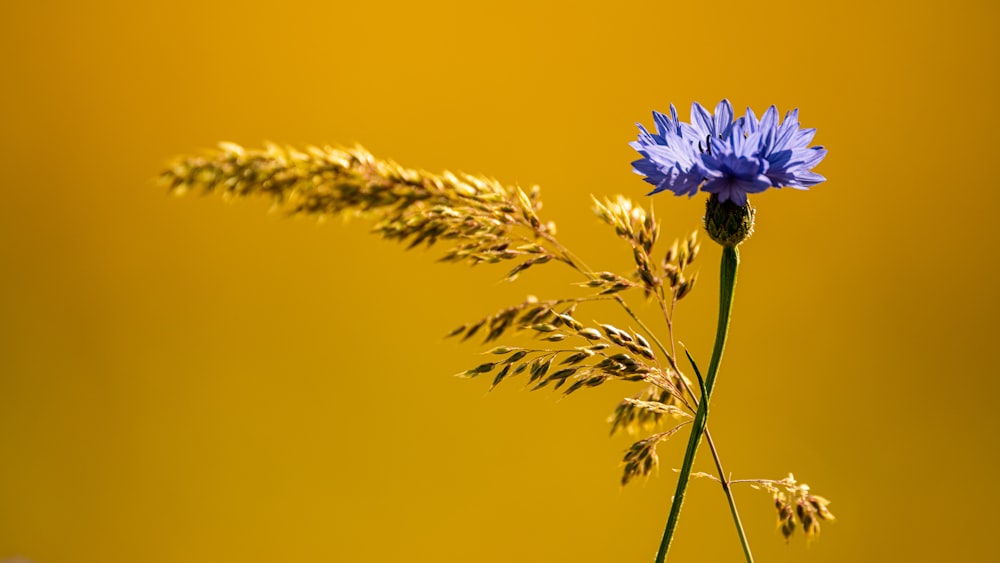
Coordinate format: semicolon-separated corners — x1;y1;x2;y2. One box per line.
2;0;997;561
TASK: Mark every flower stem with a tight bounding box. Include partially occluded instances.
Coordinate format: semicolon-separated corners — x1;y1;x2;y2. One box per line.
654;245;740;563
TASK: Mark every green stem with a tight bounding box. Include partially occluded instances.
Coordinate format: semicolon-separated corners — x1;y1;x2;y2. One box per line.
654;245;740;563
704;432;754;563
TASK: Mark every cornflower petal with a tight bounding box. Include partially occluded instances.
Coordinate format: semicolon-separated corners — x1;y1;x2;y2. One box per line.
691;102;715;140
794;127;817;147
795;147;827;168
713;100;735;139
759;106;780;140
794;171;826;186
742;107;760;134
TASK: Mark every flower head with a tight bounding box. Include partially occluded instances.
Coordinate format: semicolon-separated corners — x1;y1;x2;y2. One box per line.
631;100;826;205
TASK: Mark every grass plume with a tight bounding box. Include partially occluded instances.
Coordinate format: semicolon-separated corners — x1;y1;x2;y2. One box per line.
161;142;835;560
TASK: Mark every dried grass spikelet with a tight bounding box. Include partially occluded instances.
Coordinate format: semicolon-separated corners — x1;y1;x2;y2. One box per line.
455;318;671;396
592;196;700;305
445;296;586;344
593;196;660;298
662;230;700;302
451;295;697;490
576;271;638;296
609;385;686;436
592;195;659;254
453;306;679;397
160;143;558;277
684;471;834;543
620;423;690;486
751;473;835;541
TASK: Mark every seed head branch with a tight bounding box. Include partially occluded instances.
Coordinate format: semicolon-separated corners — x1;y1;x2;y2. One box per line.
160;143;562;277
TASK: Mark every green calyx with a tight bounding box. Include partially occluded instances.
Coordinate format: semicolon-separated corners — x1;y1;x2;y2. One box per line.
705;195;755;248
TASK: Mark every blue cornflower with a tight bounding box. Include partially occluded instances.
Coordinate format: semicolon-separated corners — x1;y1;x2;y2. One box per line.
631;100;826;206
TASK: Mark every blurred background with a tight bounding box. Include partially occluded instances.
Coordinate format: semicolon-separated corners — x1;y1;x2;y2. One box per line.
2;0;998;561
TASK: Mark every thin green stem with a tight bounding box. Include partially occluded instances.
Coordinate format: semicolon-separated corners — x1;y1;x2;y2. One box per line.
677;349;752;563
654;245;740;563
704;432;753;563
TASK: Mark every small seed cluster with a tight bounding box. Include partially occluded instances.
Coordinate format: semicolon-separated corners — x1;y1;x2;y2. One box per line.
593;196;699;303
577;271;638;296
609;386;686;436
620;423;689;486
451;295;695;487
662;233;700;303
160;143;558;276
454;306;671;397
754;474;835;541
447;296;591;344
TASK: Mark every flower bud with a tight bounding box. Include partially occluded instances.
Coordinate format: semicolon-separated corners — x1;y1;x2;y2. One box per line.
704;194;755;247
